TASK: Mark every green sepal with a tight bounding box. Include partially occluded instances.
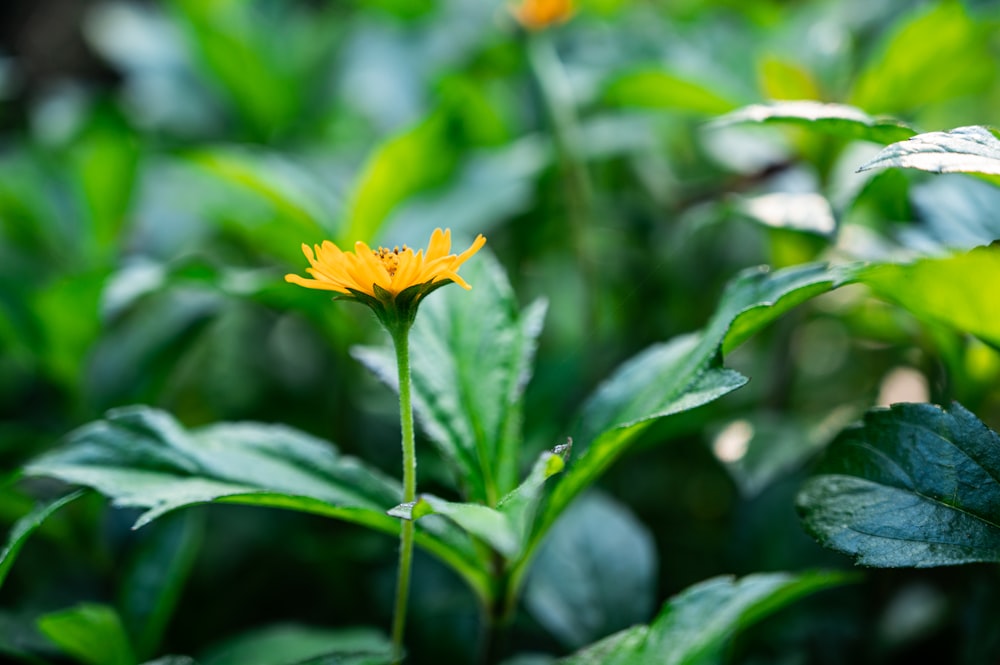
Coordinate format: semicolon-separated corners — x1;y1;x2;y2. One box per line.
345;279;456;335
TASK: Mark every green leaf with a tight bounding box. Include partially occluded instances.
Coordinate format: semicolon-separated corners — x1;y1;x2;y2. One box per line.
24;406;491;603
602;70;739;115
390;447;566;559
797;402;1000;567
341;110;456;245
38;603;136;665
0;490;85;592
713;101;916;144
395;495;520;558
857;126;1000;178
353;252;547;505
851;2;995;117
857;246;1000;349
559;571;853;664
199;624;392;665
525;492;657;649
734;192;836;237
120;512;203;659
141;658;197;665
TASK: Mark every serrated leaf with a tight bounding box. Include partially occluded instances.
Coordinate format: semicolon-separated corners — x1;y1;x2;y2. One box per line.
24;406;490;602
713;101;916;144
0;490;85;592
38;603;135;665
353;252;547;505
857;126;1000;177
735;192;836;236
199;624;392;665
559;571;852;664
797;402;1000;567
525;492;657;649
857;246;1000;349
602;70;739;115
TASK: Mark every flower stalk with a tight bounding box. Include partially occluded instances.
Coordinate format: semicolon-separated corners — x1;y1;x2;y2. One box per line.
390;322;416;664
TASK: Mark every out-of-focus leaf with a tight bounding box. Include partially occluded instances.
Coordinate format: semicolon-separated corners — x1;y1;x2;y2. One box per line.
798;402;1000;567
907;175;1000;252
851;2;995;117
199;624;392;665
141;657;197;665
559;571;853;664
858;246;1000;348
735;192;836;236
38;603;135;665
858;126;1000;178
353;252;547;504
341;111;456;245
170;0;339;139
525;492;657;649
120;511;203;659
756;56;821;101
24;406;490;602
713;101;916;144
66;104;140;263
0;491;84;591
602;70;739;115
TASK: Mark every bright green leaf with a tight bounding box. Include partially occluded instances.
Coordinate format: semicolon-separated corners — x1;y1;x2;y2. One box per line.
0;490;85;592
713;101;916;145
395;495;520;558
499;446;569;547
525;493;657;649
560;571;853;664
602;70;739;115
797;402;1000;567
857;126;1000;178
858;246;1000;349
38;603;136;665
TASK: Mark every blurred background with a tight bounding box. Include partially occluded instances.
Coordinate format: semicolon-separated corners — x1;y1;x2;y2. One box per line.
2;0;1000;663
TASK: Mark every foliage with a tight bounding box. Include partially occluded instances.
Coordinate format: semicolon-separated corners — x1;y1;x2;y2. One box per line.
2;0;1000;663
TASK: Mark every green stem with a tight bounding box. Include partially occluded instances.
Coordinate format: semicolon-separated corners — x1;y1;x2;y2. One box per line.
391;324;416;664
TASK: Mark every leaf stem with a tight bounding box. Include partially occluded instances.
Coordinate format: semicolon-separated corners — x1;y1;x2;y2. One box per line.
391;324;416;664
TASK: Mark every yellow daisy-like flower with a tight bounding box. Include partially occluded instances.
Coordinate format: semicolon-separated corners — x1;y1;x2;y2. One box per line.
286;228;486;330
511;0;574;30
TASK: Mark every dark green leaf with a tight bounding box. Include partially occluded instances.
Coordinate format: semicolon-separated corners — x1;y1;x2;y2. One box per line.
353;252;547;504
857;126;1000;177
525;493;657;649
24;406;490;602
713;101;916;144
199;624;392;665
120;511;204;659
38;603;135;665
498;447;568;548
798;402;1000;567
560;571;853;664
0;490;85;592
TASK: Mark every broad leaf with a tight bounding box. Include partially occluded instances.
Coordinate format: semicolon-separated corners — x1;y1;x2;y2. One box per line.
525;492;657;649
353;252;547;504
560;571;852;664
24;406;490;602
38;603;135;665
714;101;916;144
0;490;85;591
199;624;392;665
858;126;1000;177
797;402;1000;567
857;246;1000;349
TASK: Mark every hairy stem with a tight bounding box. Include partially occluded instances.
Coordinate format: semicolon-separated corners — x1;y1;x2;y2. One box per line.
391;324;416;664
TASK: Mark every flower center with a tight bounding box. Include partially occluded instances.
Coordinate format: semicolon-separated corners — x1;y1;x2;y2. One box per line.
374;246;405;277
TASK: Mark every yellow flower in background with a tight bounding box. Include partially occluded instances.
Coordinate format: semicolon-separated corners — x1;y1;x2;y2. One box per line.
286;228;486;330
511;0;575;30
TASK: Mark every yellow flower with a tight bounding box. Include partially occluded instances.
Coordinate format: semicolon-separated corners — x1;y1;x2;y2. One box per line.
511;0;574;30
286;228;486;330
